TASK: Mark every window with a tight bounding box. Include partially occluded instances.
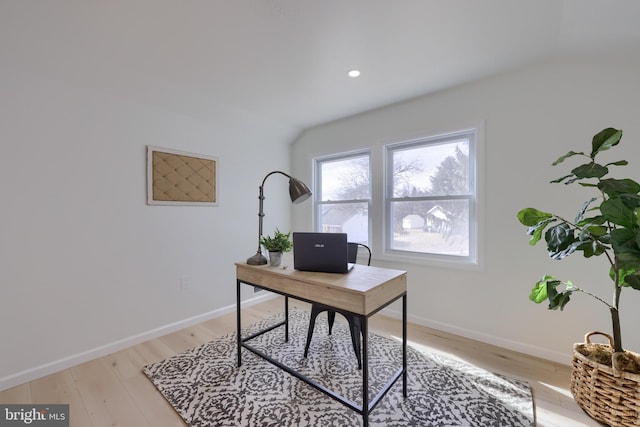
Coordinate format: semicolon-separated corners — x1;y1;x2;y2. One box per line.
385;129;476;262
314;152;371;245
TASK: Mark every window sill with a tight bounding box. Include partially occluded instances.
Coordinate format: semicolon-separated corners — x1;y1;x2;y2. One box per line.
377;251;483;272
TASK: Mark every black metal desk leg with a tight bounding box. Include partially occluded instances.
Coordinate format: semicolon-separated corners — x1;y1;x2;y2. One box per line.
403;293;407;397
285;296;289;342
362;316;369;427
237;279;242;367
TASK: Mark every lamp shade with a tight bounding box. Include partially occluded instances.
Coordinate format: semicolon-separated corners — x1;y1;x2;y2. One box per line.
289;178;312;204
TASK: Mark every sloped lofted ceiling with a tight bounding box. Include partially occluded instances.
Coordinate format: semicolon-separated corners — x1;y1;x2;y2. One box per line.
1;0;640;131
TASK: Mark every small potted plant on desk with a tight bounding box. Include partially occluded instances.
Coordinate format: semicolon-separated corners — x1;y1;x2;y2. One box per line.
260;228;293;267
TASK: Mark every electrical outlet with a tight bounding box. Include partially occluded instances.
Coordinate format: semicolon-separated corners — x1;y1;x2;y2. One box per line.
180;276;191;291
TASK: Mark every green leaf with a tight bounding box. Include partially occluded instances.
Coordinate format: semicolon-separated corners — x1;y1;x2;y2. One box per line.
529;282;547;303
530;276;572;310
616;253;640;267
517;208;553;226
598;178;640;197
601;197;637;228
575;198;598;223
526;219;554;246
546;280;558;301
605;160;628;167
611;232;640;267
577;215;607;226
624;275;640;290
591;128;623;157
530;276;555;303
550;291;572;310
551;244;578;260
612;262;640;288
545;223;576;258
550;173;575;184
529;275;575;310
571;163;608;179
577;240;607;258
574;225;609;257
584;225;608;237
621;195;640;210
552;151;584;166
611;227;636;247
565;177;583;185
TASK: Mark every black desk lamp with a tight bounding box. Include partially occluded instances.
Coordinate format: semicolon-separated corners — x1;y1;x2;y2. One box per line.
246;171;312;265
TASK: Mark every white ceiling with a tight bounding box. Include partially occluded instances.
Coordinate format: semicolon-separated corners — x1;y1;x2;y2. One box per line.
2;0;640;130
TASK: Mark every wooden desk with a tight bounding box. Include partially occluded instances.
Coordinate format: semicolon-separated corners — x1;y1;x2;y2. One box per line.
236;260;407;427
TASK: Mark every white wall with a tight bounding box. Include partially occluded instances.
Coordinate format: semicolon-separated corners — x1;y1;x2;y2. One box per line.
291;59;640;364
0;63;299;389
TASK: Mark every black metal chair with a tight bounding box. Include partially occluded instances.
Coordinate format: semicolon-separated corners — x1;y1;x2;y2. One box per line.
303;242;371;369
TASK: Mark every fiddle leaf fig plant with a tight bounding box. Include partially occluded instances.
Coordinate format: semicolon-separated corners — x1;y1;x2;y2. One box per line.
517;127;640;354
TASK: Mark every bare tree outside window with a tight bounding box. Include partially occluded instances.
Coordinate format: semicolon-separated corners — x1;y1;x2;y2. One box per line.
316;153;371;244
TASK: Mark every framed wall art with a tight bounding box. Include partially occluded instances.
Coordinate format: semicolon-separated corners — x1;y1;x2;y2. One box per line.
146;146;218;206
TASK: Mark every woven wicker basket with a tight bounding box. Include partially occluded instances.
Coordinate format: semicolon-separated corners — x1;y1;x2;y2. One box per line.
570;331;640;426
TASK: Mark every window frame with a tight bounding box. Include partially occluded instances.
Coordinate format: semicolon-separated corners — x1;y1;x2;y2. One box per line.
313;150;372;245
383;128;478;266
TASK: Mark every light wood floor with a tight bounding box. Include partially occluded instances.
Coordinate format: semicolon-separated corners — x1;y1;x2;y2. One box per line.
0;297;601;426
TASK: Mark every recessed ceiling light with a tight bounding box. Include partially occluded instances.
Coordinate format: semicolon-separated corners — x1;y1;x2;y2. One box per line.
347;69;361;78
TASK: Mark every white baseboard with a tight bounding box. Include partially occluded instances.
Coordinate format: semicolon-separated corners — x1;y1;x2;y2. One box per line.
0;292;277;392
380;307;571;366
2;293;570;392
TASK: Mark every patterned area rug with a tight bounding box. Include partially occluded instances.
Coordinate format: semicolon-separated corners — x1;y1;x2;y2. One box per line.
144;310;534;426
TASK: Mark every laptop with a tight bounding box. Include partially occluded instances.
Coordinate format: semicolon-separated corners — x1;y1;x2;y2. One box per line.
293;232;355;273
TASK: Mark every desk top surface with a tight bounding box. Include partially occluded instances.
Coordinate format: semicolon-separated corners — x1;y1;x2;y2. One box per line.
236;256;407;314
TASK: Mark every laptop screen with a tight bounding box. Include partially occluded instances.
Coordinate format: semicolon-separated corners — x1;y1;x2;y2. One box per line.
292;232;354;273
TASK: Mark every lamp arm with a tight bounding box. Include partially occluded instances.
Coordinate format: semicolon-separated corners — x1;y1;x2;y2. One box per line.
257;171;291;247
260;170;292;187
251;171;292;256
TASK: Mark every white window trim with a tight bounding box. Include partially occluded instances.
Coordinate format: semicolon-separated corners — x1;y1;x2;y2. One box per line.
379;125;484;271
309;122;485;272
313;150;372;244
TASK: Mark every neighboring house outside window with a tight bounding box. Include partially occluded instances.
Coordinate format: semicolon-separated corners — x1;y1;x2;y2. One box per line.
314;151;371;245
385;128;477;264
